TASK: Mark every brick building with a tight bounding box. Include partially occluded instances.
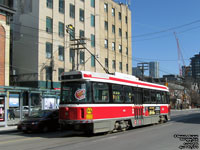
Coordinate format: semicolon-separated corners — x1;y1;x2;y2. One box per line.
0;0;15;86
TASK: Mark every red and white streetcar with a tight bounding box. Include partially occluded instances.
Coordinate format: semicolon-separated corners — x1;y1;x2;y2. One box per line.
59;71;170;134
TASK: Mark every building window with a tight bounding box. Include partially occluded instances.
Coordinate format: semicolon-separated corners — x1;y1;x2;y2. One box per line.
59;0;64;13
112;8;115;16
91;0;95;8
119;28;122;36
58;68;64;80
91;14;95;27
119;62;122;70
105;58;108;68
112;60;116;69
46;42;52;58
46;66;52;81
125;16;128;24
119;12;121;20
104;39;108;48
91;55;95;67
119;45;122;53
126;64;128;72
59;22;64;37
91;34;95;47
79;30;85;43
126;31;128;39
104;21;108;30
80;0;84;2
80;9;84;22
112;25;115;34
70;48;75;62
47;0;53;8
59;46;64;61
112;42;115;51
46;17;53;33
126;47;128;55
70;4;75;18
104;3;108;12
80;51;85;64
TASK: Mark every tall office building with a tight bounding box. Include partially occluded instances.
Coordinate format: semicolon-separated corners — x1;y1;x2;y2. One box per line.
0;0;15;86
149;62;159;78
12;0;132;88
191;53;200;80
182;65;192;78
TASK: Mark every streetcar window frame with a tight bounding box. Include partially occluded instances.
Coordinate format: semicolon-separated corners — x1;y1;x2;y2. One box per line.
151;90;156;104
161;92;167;104
112;84;124;103
93;82;110;103
123;86;133;103
143;89;150;104
156;92;162;104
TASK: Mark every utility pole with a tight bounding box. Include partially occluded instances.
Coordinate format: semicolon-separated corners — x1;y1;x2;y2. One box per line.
137;62;149;80
66;24;86;71
50;58;54;89
66;24;110;74
70;39;86;71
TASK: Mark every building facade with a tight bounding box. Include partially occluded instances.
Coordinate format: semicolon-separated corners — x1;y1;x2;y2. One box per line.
132;67;142;77
182;65;192;78
0;0;15;126
0;0;15;86
149;61;159;78
190;53;200;80
12;0;132;88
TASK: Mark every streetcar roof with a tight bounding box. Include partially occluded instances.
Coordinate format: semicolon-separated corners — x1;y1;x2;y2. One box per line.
61;71;169;92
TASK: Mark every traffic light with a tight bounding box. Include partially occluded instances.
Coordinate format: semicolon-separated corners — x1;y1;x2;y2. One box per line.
66;24;74;33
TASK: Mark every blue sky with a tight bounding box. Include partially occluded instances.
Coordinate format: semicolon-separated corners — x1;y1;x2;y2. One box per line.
116;0;200;77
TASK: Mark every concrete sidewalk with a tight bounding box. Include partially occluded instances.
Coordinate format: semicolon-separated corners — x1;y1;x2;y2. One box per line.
0;125;18;134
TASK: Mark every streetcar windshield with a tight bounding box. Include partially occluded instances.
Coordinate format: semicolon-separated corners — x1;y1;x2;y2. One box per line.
60;82;91;104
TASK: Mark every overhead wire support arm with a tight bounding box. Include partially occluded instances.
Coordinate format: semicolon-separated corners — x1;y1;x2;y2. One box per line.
66;24;110;74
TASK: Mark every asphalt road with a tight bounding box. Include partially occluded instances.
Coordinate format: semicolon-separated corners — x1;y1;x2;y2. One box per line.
0;109;199;150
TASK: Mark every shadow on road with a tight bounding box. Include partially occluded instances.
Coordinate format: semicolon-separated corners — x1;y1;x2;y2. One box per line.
171;113;200;124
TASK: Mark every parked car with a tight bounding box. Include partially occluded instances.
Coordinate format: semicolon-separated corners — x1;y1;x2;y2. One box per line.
17;109;59;133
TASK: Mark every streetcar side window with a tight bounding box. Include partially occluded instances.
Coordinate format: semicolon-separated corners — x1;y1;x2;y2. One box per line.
93;82;109;103
151;90;156;104
112;85;123;103
124;86;133;103
156;92;162;104
161;92;167;104
143;89;150;104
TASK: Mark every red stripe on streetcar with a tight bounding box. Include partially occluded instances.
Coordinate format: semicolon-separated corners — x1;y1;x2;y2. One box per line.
110;77;167;90
83;74;167;90
83;74;92;78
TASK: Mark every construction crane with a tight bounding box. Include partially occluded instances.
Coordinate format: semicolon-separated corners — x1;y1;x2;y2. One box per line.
174;32;185;76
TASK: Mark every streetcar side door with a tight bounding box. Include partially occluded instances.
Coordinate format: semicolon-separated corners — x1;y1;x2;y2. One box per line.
133;88;143;126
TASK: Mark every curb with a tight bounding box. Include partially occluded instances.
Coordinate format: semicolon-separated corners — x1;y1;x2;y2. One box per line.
0;129;18;134
0;126;18;134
